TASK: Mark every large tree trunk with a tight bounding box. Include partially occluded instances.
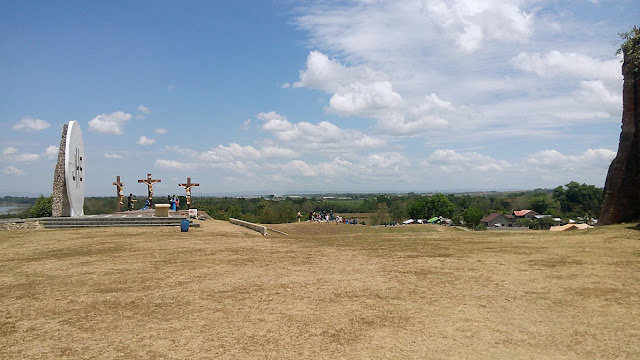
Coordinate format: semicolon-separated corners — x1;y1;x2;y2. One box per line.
599;50;640;225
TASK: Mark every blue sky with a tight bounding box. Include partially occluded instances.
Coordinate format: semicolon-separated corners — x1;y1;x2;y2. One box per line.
1;0;638;196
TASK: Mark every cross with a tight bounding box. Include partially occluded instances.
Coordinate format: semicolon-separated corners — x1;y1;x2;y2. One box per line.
71;147;83;188
112;176;124;212
178;177;200;209
138;173;161;206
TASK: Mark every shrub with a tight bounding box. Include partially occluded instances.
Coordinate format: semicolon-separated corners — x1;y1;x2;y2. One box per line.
30;195;52;218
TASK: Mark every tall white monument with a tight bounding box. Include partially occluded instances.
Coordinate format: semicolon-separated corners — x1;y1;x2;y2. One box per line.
52;120;85;217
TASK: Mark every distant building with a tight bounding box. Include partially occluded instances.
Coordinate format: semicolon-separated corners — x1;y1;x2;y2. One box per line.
481;213;515;227
513;209;539;220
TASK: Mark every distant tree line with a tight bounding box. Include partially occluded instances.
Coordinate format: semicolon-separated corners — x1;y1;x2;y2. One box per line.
2;181;604;227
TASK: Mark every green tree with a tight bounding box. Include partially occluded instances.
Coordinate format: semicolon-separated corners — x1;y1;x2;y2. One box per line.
462;206;483;230
376;195;391;207
617;26;640;73
371;203;391;226
29;195;52;218
228;205;242;219
407;198;426;219
389;200;406;221
553;181;603;218
426;193;454;219
529;194;551;214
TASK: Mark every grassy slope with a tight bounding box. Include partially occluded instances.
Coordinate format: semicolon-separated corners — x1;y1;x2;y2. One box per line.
1;222;639;359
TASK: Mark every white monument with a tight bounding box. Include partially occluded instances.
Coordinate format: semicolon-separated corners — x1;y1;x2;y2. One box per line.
52;120;85;217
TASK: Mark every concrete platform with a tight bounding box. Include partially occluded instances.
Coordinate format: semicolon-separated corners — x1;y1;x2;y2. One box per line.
1;210;200;229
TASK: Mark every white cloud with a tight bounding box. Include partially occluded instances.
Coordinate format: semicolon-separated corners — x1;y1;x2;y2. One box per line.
291;52;457;136
165;146;205;159
44;145;58;159
136;105;151;119
296;0;534;60
276;158;351;178
152;144;616;192
575;80;622;115
88;111;133;135
291;49;619;139
3;147;17;155
241;119;251;130
524;148;616;170
215;143;297;160
104;153;123;159
154;128;168;134
293;51;388;92
329;81;404;116
519;148;616;186
256;111;386;152
258;111;293;132
156;157;260;177
360;152;411;177
427;149;512;172
293;51;403;117
374;94;453;135
13;117;51;132
137;136;155;145
13;153;40;162
290;2;624;142
155;159;199;171
426;0;534;53
511;51;621;81
407;148;616;189
155;143;295;174
2;166;25;176
1;147;40;163
265;152;411;186
165;143;297;163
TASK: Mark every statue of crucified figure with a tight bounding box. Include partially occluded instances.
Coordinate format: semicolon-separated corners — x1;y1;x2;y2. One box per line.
138;173;161;206
178;177;200;209
112;175;124;212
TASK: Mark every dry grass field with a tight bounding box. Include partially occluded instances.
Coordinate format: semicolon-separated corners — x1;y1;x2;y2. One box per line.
1;220;639;359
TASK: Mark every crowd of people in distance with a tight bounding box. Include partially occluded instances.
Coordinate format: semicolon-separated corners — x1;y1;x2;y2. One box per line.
306;210;360;225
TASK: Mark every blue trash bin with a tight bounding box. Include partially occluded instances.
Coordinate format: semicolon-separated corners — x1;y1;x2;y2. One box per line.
181;219;189;232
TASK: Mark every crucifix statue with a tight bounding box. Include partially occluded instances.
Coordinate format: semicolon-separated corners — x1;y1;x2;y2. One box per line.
138;173;161;206
178;177;200;209
112;176;124;212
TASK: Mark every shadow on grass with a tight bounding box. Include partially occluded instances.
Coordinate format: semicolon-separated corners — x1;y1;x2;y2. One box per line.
626;223;640;231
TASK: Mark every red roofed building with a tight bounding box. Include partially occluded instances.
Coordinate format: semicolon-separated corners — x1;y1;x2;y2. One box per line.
512;210;539;219
481;213;515;227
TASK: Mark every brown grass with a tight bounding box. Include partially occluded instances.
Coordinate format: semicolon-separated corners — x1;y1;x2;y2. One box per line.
1;221;639;359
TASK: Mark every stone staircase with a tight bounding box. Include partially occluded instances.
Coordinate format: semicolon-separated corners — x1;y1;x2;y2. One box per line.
37;215;200;229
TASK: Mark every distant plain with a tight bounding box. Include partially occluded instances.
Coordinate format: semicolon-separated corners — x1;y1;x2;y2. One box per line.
1;221;639;359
